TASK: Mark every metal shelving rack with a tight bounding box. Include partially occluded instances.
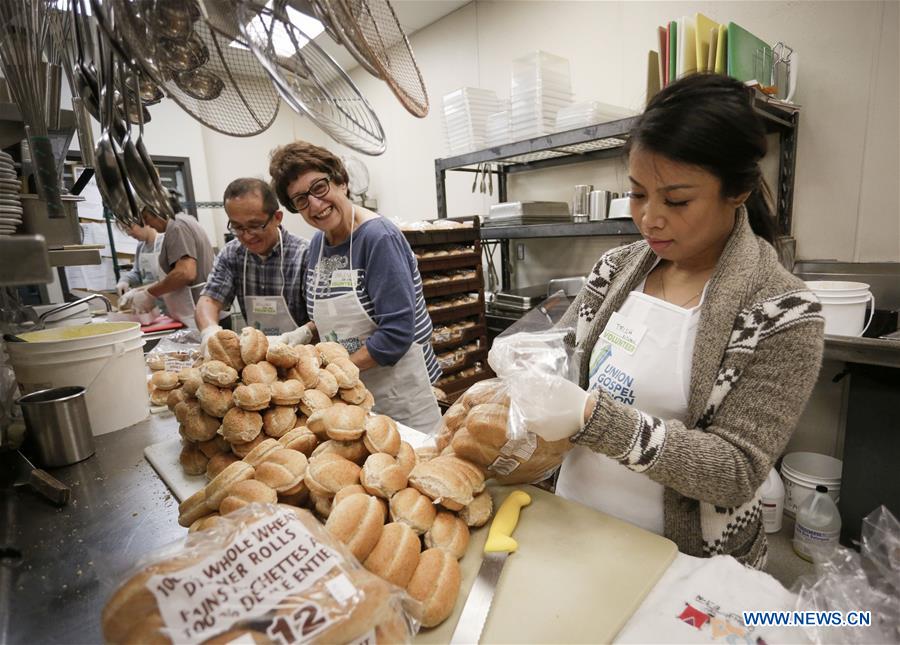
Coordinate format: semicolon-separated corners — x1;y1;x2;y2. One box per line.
433;91;800;290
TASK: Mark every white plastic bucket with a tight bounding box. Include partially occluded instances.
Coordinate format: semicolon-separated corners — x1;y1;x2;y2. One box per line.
780;451;843;517
805;281;874;336
7;322;149;436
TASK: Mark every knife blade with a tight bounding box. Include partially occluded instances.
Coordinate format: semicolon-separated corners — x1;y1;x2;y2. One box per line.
449;490;532;645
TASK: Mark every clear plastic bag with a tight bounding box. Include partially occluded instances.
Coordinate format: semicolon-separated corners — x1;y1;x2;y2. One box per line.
146;335;203;371
431;291;580;485
102;504;419;644
792;505;900;644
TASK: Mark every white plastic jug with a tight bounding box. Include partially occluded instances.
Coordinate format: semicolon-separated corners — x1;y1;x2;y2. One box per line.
760;467;785;533
793;484;841;562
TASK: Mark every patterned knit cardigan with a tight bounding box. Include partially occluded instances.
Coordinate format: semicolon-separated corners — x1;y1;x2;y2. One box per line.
557;211;825;568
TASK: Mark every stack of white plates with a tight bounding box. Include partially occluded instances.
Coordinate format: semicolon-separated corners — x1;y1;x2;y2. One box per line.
442;87;501;155
0;151;22;236
555;101;637;131
510;51;574;140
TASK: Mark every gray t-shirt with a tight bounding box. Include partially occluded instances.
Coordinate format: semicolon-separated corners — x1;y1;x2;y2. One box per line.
158;214;215;282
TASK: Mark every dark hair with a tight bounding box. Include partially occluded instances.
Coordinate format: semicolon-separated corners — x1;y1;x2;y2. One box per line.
223;177;279;215
625;73;777;244
167;189;183;216
269;141;349;213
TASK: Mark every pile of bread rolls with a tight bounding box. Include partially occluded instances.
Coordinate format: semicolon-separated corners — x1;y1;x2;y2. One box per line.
171;328;496;629
102;504;414;645
434;378;571;485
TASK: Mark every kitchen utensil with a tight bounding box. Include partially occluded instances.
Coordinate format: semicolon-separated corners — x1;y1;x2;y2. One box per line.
607;196;631;219
70;0;101;120
312;0;382;78
572;184;592;216
158;32;210;73
11;448;71;506
152;0;197;41
450;490;531;645
237;2;386;155
16;385;95;468
588;189;611;221
326;0;429;118
129;72;174;219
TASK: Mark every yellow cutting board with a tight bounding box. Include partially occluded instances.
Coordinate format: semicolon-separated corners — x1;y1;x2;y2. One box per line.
416;485;678;644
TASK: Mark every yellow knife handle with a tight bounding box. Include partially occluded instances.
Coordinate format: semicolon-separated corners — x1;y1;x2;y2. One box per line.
484;490;531;553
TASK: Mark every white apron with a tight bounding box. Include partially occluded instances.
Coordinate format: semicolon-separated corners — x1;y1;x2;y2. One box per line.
242;228;299;336
159;266;204;331
556;289;702;534
138;234;163;283
311;210;442;434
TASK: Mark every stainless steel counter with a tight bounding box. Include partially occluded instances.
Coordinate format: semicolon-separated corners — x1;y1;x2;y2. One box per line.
0;414;182;644
823;334;900;369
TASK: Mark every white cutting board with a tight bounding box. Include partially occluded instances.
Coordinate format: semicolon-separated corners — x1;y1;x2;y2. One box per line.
416;485;678;645
145;423;432;503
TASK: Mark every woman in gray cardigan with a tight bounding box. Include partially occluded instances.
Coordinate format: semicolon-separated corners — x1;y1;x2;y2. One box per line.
513;74;825;568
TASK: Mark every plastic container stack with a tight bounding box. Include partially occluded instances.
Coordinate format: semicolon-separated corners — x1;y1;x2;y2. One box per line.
442;87;501;155
554;101;636;132
485;102;511;147
510;51;574;140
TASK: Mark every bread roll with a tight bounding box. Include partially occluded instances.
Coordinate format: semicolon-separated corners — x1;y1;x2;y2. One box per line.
241;361;278;385
285;346;320;388
339;381;368;405
305;453;361;497
239;327;268;365
197;435;230;459
207;329;244;371
200;360;239;387
311;439;368;465
196;382;234;418
231;433;265;458
278;427;318;456
363;522;421;587
178;489;211;527
231;382;271;412
363;415;401;456
310;490;334;519
181;402;221;442
332;484;368;507
221;407;263;443
360;453;408;499
255;448;308;493
219;479;277;515
146;353;166;371
241;437;281;468
406;548;461;627
315;341;349;365
308;402;366;442
460;490;493;527
204;461;255;510
178;367;203;397
325;494;385;561
266;343;298;369
166;387;188;412
188;513;226;534
149;387;169;407
269;379;304;406
206;451;238;480
299;388;333;418
278;485;309;508
150;370;179;391
424;511;469;559
415;444;440;463
460;378;509;407
389;487;436;535
359;390;375;413
450;426;502;467
326;357;360;388
408;459;473;511
395;441;417;477
434;455;485;494
314;368;339;397
262;405;297;438
179;441;209;476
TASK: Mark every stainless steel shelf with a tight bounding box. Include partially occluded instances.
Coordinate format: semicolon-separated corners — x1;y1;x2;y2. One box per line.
481;219;638;240
48;247;101;267
824;335;900;369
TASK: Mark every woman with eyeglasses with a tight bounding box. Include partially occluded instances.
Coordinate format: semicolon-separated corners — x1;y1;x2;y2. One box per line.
196;178;310;349
269;141;443;435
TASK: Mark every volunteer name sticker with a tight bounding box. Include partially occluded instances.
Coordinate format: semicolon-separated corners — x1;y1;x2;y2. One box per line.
252;297;280;315
600;311;647;355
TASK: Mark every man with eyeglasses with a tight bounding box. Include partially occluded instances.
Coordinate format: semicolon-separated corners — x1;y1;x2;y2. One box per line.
196;178;310;351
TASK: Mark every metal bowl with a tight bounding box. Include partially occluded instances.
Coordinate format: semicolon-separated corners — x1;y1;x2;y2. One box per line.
151;0;195;41
159;33;210;72
173;68;225;101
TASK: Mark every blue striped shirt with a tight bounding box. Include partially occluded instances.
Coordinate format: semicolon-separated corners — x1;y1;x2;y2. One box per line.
304;218;441;383
201;227;309;325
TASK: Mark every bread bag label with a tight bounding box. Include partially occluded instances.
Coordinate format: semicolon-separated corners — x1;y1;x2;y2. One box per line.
148;509;347;644
501;431;537;462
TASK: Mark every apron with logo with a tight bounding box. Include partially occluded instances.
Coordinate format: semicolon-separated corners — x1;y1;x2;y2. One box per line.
138;234;163;284
556;288;702;534
310;209;442;434
242;228;299;336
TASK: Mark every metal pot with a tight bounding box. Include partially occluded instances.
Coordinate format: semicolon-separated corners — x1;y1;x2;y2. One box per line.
16;386;95;467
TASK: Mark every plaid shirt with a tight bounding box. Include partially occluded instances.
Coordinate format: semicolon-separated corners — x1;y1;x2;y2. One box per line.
201;227;309;325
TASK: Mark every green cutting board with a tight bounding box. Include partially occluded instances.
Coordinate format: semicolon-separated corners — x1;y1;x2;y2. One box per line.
727;22;771;82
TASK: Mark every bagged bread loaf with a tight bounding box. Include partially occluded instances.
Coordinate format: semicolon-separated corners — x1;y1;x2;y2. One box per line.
102;504;419;644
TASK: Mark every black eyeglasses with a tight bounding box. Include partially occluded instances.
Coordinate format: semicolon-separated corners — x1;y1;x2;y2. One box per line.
289;176;331;211
227;212;275;235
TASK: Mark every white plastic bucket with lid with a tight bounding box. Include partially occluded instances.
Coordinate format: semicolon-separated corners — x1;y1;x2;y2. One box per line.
805;281;874;336
780;451;843;517
7;322;149;436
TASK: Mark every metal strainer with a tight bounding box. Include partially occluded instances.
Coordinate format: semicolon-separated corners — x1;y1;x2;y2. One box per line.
325;0;429;117
238;3;385;155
